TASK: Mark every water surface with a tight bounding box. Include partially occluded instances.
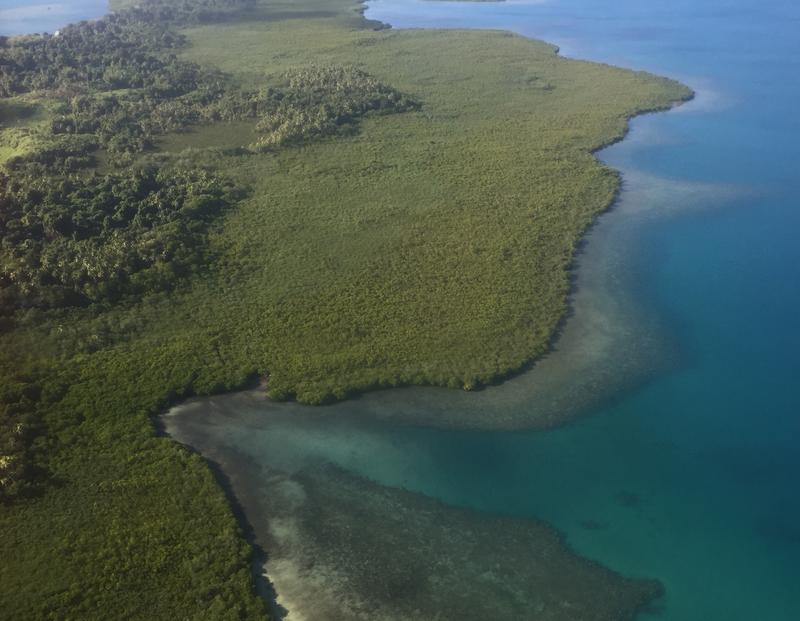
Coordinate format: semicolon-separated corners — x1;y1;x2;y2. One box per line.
164;0;800;619
0;0;107;36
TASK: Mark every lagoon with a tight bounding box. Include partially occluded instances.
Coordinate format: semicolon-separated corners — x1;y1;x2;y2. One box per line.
164;0;800;618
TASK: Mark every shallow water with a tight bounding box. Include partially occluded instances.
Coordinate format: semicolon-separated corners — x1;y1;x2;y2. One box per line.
171;0;797;618
0;0;107;36
346;3;800;618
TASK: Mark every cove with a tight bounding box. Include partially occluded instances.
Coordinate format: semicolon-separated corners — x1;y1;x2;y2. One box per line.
165;0;800;619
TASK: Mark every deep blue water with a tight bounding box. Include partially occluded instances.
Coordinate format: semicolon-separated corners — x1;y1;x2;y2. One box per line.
42;0;790;617
0;0;107;36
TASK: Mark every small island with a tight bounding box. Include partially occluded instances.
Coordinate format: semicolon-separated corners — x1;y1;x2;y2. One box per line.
0;0;690;618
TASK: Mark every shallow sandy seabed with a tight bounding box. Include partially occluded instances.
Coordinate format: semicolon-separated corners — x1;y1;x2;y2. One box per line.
164;423;664;621
161;34;743;621
162;158;743;619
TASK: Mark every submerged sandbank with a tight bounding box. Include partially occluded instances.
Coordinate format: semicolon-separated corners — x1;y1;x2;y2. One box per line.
160;4;718;620
160;12;710;621
163;0;800;620
164;403;663;621
160;78;728;621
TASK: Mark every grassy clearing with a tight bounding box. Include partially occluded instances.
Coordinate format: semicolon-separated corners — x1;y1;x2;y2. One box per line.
0;0;690;617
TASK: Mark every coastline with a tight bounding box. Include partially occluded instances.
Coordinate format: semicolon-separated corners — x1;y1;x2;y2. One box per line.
160;5;699;618
5;0;796;619
160;51;693;432
2;0;690;429
0;0;692;616
2;0;692;421
163;90;696;433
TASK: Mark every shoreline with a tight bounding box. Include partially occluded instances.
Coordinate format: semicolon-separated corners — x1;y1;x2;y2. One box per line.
149;1;707;619
161;5;699;618
0;2;692;616
160;90;696;433
3;0;691;432
4;5;692;424
158;59;694;433
164;4;692;423
354;2;694;420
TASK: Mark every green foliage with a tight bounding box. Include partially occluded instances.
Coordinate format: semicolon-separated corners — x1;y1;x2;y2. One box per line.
0;165;243;313
0;0;258;168
252;65;417;149
0;388;43;502
4;133;99;172
0;0;257;97
0;19;187;98
1;0;415;171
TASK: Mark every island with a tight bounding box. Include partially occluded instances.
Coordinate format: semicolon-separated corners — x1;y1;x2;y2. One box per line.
0;0;691;618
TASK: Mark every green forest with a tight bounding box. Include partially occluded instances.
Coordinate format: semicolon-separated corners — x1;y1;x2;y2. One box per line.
0;0;690;617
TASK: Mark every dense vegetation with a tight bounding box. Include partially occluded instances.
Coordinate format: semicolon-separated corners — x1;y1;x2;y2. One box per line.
0;0;240;164
252;65;417;149
0;0;258;93
0;0;410;168
0;0;414;499
0;166;243;312
0;0;691;617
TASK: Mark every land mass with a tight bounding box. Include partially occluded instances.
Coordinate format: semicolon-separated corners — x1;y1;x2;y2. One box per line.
0;0;690;618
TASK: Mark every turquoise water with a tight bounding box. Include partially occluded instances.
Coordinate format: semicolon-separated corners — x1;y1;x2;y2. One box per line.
160;0;796;618
9;0;797;616
360;4;800;618
0;0;107;36
358;7;800;618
